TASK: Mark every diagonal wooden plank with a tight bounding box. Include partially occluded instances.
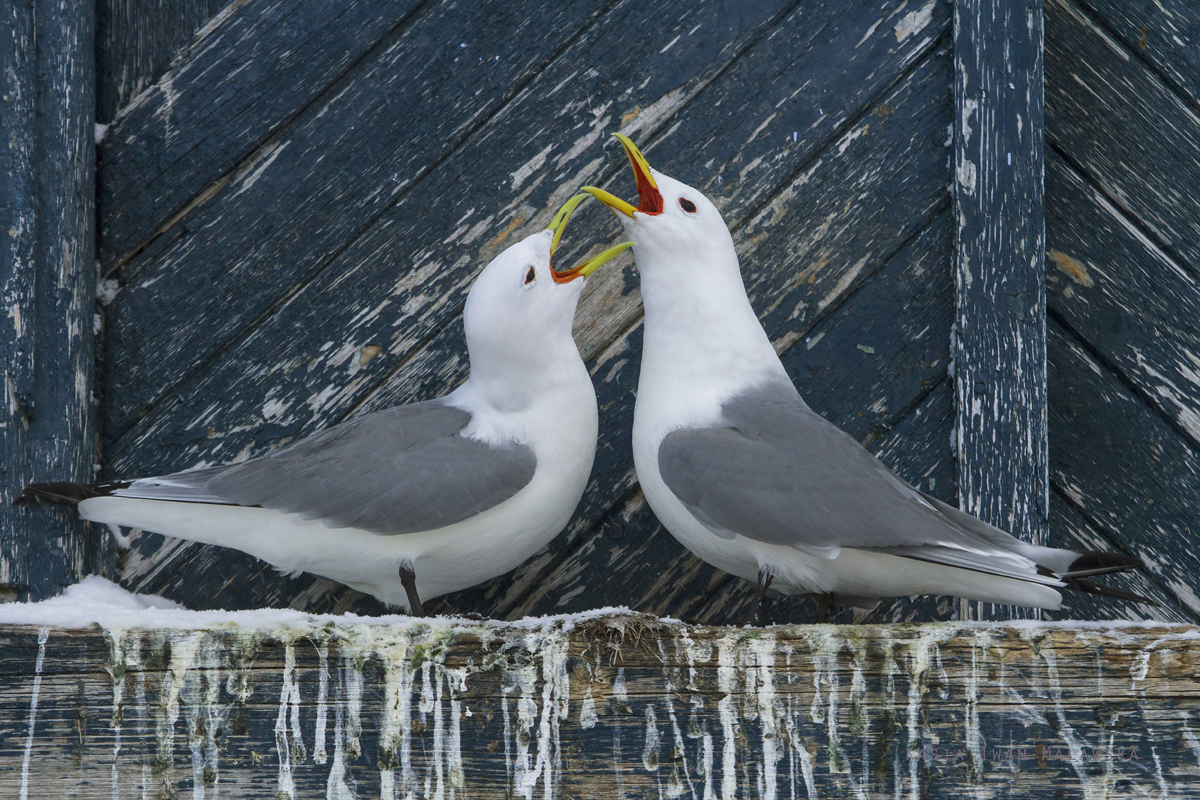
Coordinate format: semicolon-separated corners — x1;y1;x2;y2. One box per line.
102;0;620;440
98;0;424;267
1048;319;1200;616
1046;0;1200;275
1079;0;1200;110
96;0;225;122
1045;488;1198;622
104;0;804;461
105;0;928;470
104;0;948;454
1047;150;1200;451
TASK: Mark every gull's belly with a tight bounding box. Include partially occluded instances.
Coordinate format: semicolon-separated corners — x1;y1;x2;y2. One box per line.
80;459;588;610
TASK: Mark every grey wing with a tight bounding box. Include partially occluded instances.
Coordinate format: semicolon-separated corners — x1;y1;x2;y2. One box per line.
658;380;1048;578
113;401;537;535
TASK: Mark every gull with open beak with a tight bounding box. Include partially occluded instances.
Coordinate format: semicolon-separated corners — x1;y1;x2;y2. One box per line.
20;194;633;615
584;134;1151;620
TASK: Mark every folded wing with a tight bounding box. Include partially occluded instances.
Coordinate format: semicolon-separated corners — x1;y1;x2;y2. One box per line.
111;401;537;535
658;380;1057;584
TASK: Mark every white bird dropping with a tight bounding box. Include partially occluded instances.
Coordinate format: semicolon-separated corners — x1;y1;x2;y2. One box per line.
584;134;1151;620
21;194;633;615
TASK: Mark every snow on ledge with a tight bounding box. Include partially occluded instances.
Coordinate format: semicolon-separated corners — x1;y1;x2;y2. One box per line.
0;577;1192;638
0;576;636;634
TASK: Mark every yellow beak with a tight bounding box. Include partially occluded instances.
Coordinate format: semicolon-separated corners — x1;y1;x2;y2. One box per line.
581;185;637;218
545;194;635;283
582;132;664;217
545;193;589;255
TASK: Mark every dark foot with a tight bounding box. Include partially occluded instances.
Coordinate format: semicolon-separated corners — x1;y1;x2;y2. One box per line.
745;569;774;626
815;592;835;624
398;564;425;617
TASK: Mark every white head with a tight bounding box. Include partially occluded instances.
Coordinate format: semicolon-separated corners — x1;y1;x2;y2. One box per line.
582;135;786;393
582;134;746;298
462;194;632;409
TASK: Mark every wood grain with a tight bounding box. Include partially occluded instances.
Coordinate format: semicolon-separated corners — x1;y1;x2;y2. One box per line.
98;0;423;267
0;0;101;599
101;0;620;440
952;0;1049;595
95;0;225;122
1079;0;1200;109
1046;0;1200;275
1;618;1198;798
1046;150;1200;450
1048;321;1200;617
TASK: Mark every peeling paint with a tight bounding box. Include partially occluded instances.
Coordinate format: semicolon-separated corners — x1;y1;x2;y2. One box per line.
5;614;1194;796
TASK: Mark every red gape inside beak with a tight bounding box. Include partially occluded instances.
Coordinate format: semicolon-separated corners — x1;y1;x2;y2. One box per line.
634;164;663;215
614;133;663;215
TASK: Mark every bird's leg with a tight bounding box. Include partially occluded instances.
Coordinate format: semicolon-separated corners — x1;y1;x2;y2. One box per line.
815;592;835;624
398;563;425;617
746;569;774;626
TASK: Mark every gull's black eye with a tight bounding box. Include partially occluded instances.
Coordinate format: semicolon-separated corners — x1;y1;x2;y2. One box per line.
524;266;536;285
679;197;697;214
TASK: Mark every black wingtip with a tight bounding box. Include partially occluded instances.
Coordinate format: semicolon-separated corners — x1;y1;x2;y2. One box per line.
1063;550;1145;578
15;481;125;508
1063;576;1159;607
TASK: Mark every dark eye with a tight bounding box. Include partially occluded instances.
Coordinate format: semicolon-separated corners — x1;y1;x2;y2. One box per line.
679;197;697;214
524;266;536;285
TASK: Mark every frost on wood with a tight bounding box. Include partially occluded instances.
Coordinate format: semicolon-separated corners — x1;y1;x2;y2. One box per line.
1;607;1198;798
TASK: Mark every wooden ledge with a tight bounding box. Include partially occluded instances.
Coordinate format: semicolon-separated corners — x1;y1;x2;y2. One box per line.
0;614;1197;798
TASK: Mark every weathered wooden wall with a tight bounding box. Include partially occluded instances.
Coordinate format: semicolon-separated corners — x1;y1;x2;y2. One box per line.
75;0;1200;627
0;0;106;600
96;0;226;123
95;0;971;623
1;616;1198;798
1042;0;1200;621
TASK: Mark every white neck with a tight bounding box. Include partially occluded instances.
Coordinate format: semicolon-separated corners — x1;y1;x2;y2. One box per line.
634;240;786;429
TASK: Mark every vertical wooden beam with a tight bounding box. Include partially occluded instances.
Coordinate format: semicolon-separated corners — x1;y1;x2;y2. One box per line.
0;0;99;600
953;0;1048;619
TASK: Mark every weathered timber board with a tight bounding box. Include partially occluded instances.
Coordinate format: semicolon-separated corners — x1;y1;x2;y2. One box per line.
98;0;424;266
1;618;1199;798
1046;150;1200;449
110;35;956;620
1046;0;1200;275
103;0;944;456
1043;491;1198;623
1079;0;1200;109
0;0;102;598
101;0;622;439
104;0;803;464
1048;321;1200;617
952;0;1048;578
96;0;225;122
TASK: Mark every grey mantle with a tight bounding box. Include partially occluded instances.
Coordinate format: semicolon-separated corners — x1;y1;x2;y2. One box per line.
0;614;1198;798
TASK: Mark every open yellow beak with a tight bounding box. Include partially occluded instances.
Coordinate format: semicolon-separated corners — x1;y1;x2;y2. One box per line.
546;193;635;283
581;185;637;218
582;133;664;218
